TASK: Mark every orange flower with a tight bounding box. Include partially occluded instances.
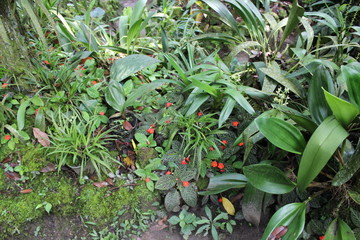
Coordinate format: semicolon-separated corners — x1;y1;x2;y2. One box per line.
165;120;171;124
218;163;225;169
185;157;190;162
151;124;155;128
231;121;239;127
182;181;189;187
165;171;172;175
238;142;244;147
4;135;11;141
165;102;173;108
211;161;218;167
99;112;105;115
181;160;188;165
43;60;50;65
221;140;227;144
221;145;226;150
218;197;223;203
34;109;39;115
319;236;325;240
91;81;97;85
145;178;150;183
209;147;214;151
2;83;7;88
197;112;203;116
146;128;155;134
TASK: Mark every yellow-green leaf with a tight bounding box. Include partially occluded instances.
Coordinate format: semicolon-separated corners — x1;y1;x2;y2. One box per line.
222;197;235;215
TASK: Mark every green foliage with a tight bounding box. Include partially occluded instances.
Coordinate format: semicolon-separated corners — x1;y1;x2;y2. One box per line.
324;218;356;240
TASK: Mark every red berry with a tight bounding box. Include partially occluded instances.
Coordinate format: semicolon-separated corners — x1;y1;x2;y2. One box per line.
231;121;239;127
4;135;11;141
218;163;225;169
211;161;218;167
182;181;189;187
145;178;150;183
146;128;155;134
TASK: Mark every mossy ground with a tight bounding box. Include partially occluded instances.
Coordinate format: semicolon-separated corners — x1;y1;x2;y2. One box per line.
0;146;159;239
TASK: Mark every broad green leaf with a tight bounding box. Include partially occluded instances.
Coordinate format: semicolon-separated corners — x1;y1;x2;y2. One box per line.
260;62;302;96
164;190;180;212
348;190;360;204
256;117;306;154
324;218;356;240
105;80;125;112
185;93;209;116
219;97;236;127
332;141;360;186
308;65;334;124
202;0;240;36
180;186;197;207
31;96;44;107
164;53;189;84
146;180;154;192
261;202;306;240
350;208;360;228
323;88;359;127
17;99;31;131
125;81;164;108
34;108;46;132
242;183;264;227
244;164;296;194
198;173;247;195
297;116;349;191
155;175;176;190
342;66;360;110
190;78;219;97
273;104;317;133
134;133;147;143
130;0;146;26
222;197;235;215
225;89;255;114
225;41;261;64
110;54;160;82
279;0;304;48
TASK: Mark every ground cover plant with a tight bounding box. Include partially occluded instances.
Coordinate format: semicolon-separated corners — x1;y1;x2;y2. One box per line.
0;0;359;239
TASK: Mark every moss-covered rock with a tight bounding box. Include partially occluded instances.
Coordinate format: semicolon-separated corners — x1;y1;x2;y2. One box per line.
21;145;48;172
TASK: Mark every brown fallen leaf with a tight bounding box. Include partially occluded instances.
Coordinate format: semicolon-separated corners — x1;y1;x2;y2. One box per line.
123;121;133;131
5;171;21;180
1;156;11;163
93;181;109;188
40;163;57;173
33;128;50;147
20;189;33;194
105;178;114;186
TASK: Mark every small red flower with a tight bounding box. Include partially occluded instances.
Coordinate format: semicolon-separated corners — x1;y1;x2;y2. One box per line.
182;181;189;187
221;145;226;150
99;112;105;115
3;94;6;97
209;147;214;151
79;73;83;77
231;121;239;127
34;109;39;115
220;169;225;172
211;161;218;167
43;60;50;65
165;102;173;108
145;177;150;183
181;160;188;165
197;112;203;117
319;236;325;240
165;120;171;124
218;197;223;203
165;171;172;175
218;163;225;169
151;124;155;128
81;67;85;70
2;83;7;88
221;140;228;144
238;142;244;147
185;157;190;162
146;128;155;134
4;135;11;141
91;80;97;85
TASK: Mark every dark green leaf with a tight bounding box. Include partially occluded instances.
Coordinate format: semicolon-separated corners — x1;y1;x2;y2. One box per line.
244;164;296;194
261;202;306;240
342;66;360;110
219;97;236;127
225;89;255;114
180;186;197;207
324;218;356;240
110;54;160;82
256;117;306;154
297;116;349;191
350;208;360;228
165;190;181;212
308;65;334;124
155;175;177;190
242;183;264;227
105;80;125;112
199;173;247;195
17;99;31;131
